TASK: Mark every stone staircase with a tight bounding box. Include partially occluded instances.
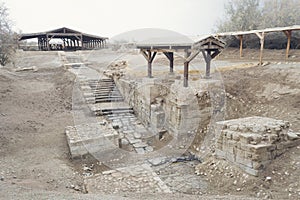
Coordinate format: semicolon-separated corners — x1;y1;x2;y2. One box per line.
88;78;125;103
79;77;155;154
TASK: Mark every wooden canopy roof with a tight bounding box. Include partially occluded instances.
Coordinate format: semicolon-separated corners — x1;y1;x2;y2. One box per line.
214;25;300;64
136;35;225;51
136;35;225;87
19;27;108;41
19;27;108;51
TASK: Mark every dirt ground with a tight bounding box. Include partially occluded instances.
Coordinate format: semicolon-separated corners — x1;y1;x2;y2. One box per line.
0;48;299;199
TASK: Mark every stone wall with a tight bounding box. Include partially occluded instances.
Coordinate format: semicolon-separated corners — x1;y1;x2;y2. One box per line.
216;116;300;176
115;77;214;144
65;122;118;158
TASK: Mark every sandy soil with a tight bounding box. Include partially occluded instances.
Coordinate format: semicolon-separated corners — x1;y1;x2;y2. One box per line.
0;48;299;199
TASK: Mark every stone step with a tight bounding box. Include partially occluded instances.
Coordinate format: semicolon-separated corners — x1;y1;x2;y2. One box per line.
91;86;116;89
99;109;134;116
92;90;119;93
95;98;124;103
95;96;123;99
88;78;113;83
90;84;115;88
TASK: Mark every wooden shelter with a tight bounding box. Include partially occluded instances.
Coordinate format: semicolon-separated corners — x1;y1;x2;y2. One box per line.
215;25;300;65
19;27;108;51
136;35;225;87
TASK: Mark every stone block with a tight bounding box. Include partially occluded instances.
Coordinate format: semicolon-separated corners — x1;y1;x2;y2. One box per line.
65;123;117;158
145;146;154;152
282;140;300;148
83;92;94;98
248;144;275;154
238;164;259;176
128;138;142;144
135;147;145;154
268;134;279;144
215;149;226;158
235;148;246;159
86;97;95;104
133;142;148;148
225;152;235;162
81;85;91;91
236;156;252;168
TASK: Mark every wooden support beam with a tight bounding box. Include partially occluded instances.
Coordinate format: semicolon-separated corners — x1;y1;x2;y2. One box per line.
211;49;221;59
238;35;243;58
255;32;265;66
46;34;50;51
141;50;157;78
186;50;200;63
48;33;82;37
183;50;191;87
283;30;292;60
163;52;174;73
201;50;212;78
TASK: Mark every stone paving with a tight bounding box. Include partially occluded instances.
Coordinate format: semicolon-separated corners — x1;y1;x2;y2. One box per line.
154;161;206;195
85;164;171;194
106;112;155;154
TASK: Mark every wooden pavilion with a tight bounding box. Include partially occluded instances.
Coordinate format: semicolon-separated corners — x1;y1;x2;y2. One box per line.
215;25;300;65
19;27;108;51
136;35;225;87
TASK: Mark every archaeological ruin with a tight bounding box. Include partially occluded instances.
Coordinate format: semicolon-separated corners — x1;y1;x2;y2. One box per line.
62;32;300;178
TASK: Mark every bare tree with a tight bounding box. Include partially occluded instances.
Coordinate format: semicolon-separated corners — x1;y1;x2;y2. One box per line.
216;0;300;33
216;0;261;32
260;0;300;28
0;2;16;66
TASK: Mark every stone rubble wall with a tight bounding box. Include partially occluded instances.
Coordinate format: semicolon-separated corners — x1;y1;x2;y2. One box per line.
215;116;300;176
65;122;118;158
115;78;213;139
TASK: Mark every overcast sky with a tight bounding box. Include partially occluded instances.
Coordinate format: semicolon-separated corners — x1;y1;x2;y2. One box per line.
3;0;226;38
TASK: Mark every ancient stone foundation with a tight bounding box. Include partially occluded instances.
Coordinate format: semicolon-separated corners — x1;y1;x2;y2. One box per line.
65;122;118;158
216;116;300;176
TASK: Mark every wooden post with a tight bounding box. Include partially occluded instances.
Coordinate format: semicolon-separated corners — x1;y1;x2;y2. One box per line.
183;50;191;87
201;50;212;78
118;138;122;148
239;35;243;58
148;60;152;78
170;53;174;73
206;51;211;78
163;52;174;73
183;61;189;87
38;38;41;50
46;34;50;51
255;32;265;66
141;50;157;78
284;30;292;60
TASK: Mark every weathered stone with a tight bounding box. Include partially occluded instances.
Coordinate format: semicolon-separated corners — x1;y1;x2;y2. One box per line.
102;170;116;175
287;132;299;140
112;122;121;129
128;138;142;144
133;142;148;148
148;157;167;166
216;117;299;176
133;132;142;139
145;146;154;152
65;123;117;158
135;147;145;154
121;138;129;145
